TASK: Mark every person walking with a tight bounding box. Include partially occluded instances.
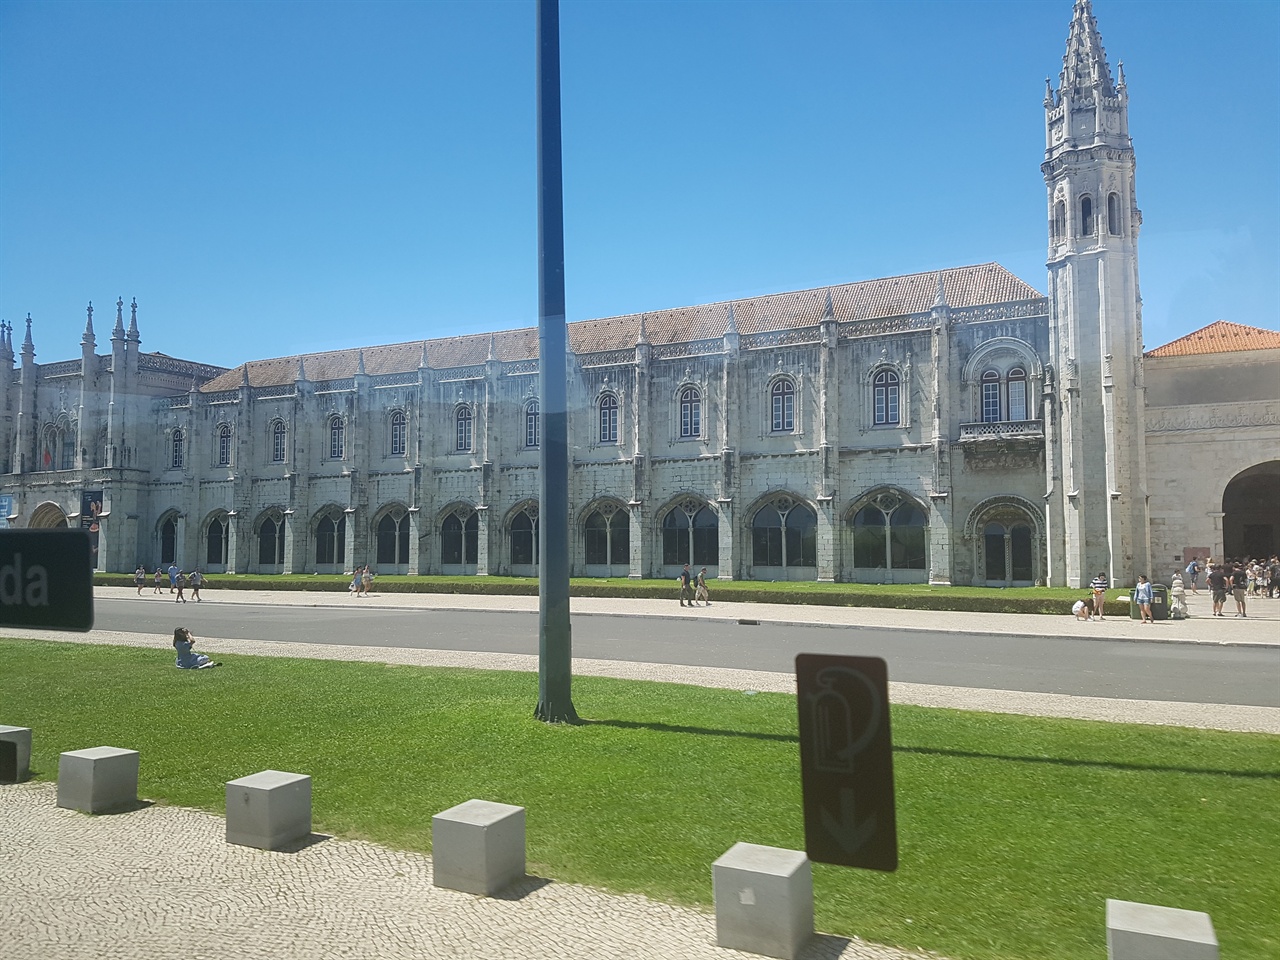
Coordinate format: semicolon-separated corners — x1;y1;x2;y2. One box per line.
694;567;711;606
676;563;693;607
134;564;147;596
1134;575;1154;623
1231;561;1248;617
167;561;179;594
350;568;363;598
360;565;374;598
1184;557;1200;594
189;569;204;602
1207;563;1229;617
1089;570;1109;620
153;566;164;594
174;571;187;604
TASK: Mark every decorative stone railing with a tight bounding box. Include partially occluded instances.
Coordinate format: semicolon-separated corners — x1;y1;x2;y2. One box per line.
958;419;1044;441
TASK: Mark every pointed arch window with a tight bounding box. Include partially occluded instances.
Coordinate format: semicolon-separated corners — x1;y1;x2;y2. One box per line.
376;512;410;565
510;507;539;565
662;502;718;566
1107;192;1121;236
598;394;619;444
1053;200;1066;242
328;416;344;460
455;405;473;452
851;494;927;571
217;424;233;466
441;510;478;565
389;411;407;457
584;505;629;565
1079;195;1094;236
271;421;286;463
751;498;816;567
206;515;228;566
524;400;540;449
160;516;178;565
679;387;701;439
771;379;795;433
873;370;900;425
257;514;284;566
315;512;346;565
171;429;185;469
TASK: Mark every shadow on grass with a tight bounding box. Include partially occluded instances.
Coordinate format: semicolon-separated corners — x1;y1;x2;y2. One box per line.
587;719;1280;780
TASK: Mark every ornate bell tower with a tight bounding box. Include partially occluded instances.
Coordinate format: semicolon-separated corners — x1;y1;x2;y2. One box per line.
1043;0;1149;587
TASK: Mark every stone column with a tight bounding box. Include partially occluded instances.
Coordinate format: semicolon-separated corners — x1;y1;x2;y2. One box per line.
815;498;836;581
226;511;241;575
476;505;493;576
716;499;736;580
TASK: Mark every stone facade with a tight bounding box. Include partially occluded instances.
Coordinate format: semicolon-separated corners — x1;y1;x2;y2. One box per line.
2;2;1275;587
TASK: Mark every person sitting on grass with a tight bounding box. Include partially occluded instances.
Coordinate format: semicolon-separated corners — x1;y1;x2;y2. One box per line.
1071;596;1094;621
173;627;220;670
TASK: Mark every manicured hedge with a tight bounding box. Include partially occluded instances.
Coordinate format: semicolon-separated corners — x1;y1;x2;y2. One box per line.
95;572;1094;615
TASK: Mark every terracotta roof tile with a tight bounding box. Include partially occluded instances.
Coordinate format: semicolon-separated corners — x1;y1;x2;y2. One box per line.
201;263;1044;392
1144;320;1280;358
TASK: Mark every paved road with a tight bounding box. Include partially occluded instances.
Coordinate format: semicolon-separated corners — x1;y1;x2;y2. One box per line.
94;598;1280;707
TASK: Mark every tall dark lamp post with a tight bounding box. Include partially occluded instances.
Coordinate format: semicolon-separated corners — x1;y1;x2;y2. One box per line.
534;0;578;723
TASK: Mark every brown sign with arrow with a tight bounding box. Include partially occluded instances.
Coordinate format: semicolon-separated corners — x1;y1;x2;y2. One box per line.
795;653;898;871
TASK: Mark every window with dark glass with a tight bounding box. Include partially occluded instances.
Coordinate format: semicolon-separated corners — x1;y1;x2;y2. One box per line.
455;406;473;452
1080;195;1094;236
217;425;232;466
584;507;629;566
751;501;816;567
271;421;286;462
315;514;346;565
390;412;407;457
329;418;344;459
771;380;794;432
161;517;177;564
524;400;540;448
376;513;410;565
679;387;701;439
206;516;227;566
599;394;618;444
873;370;900;425
258;516;284;566
1107;192;1121;235
851;494;927;571
510;509;539;565
171;429;184;469
661;505;718;566
441;512;479;565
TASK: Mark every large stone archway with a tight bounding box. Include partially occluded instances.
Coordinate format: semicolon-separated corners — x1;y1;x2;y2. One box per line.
1222;460;1280;560
29;502;69;529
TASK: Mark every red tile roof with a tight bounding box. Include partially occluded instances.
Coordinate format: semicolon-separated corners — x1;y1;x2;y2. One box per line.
1144;321;1280;358
201;263;1044;391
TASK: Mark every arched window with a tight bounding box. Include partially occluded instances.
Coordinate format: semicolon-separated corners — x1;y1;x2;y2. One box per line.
61;428;76;470
662;503;718;566
41;427;56;470
389;411;407;457
679;387;701;439
171;429;184;469
770;379;795;433
217;424;232;466
206;515;228;566
510;507;539;565
873;370;900;425
1079;195;1094;236
376;512;410;565
1107;192;1121;236
751;499;816;567
441;511;479;565
983;521;1034;584
1053;200;1066;241
455;405;473;452
271;421;286;463
524;400;540;448
315;512;346;565
1007;368;1028;421
328;417;344;460
850;492;928;574
981;370;1002;423
598;394;619;444
160;516;177;565
584;506;629;566
257;515;284;566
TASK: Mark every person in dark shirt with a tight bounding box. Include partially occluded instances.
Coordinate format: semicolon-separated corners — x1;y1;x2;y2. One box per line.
1206;563;1229;617
1230;562;1249;618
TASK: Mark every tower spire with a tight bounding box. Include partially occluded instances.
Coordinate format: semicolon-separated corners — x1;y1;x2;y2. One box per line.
112;296;126;340
1057;0;1115;101
127;298;140;342
82;302;96;347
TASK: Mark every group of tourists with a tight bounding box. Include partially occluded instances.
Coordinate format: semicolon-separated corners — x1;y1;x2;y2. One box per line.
676;563;712;607
1072;554;1279;622
134;562;204;603
349;565;375;597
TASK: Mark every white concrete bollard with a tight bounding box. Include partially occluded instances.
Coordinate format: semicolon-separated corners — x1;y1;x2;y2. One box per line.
1107;898;1219;959
712;842;813;960
56;746;139;813
0;725;32;782
225;770;312;850
431;799;526;896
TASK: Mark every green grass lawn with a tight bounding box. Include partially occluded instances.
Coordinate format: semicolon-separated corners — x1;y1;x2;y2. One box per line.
4;638;1276;960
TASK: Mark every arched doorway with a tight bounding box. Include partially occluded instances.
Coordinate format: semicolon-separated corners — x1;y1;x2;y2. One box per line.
1222;461;1280;560
966;496;1044;587
29;502;69;528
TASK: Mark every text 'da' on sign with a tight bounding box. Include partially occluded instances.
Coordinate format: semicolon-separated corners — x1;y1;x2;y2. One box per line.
0;530;94;632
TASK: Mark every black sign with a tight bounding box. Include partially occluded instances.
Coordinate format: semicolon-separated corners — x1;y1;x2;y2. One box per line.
795;654;898;871
0;530;94;631
80;490;103;570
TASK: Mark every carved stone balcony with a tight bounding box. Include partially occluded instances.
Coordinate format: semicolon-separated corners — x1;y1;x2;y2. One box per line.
958;419;1044;442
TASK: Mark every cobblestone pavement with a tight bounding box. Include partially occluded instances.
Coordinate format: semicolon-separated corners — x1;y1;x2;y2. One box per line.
4;587;1277;959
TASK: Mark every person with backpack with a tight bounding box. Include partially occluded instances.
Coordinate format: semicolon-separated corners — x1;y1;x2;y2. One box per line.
1184;557;1200;594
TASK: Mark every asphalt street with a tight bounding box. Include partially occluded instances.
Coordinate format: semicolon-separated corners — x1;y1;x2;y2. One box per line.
94;598;1280;707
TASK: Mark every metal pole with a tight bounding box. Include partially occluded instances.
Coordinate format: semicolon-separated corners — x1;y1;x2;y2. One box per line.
534;0;578;723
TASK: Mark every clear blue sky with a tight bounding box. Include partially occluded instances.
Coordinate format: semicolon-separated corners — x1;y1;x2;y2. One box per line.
2;0;1276;370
